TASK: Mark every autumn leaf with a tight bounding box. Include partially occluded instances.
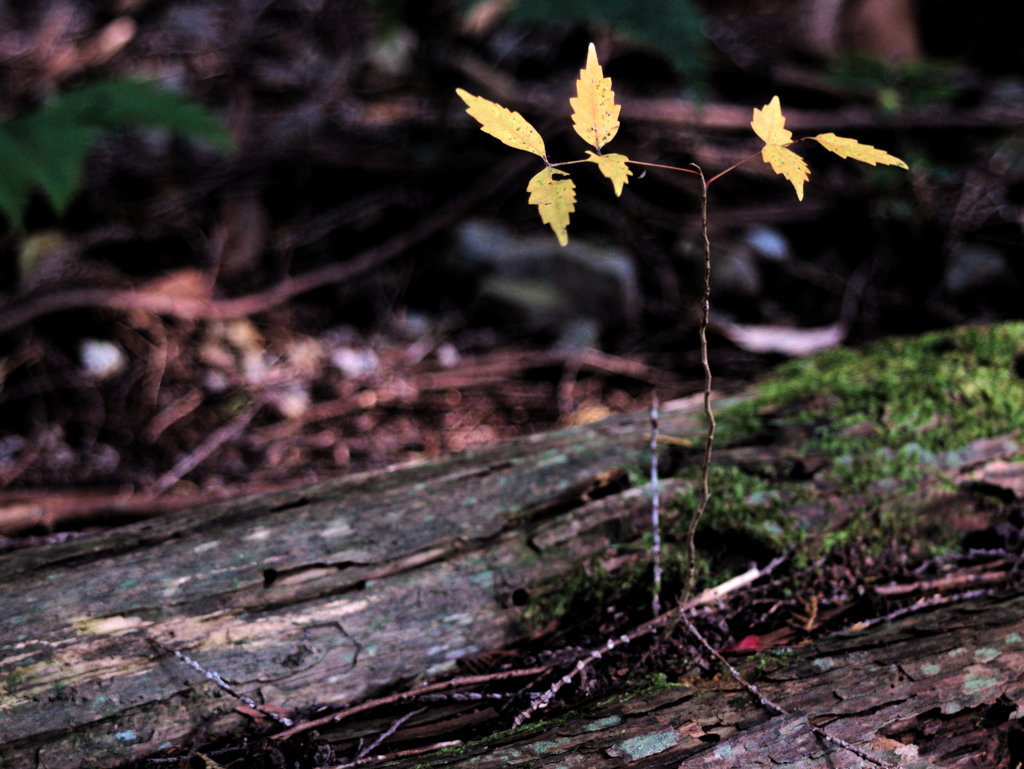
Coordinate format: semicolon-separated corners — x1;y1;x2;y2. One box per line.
527;167;576;246
570;43;621;151
585;151;632;196
811;133;908;169
456;88;546;158
751;95;809;201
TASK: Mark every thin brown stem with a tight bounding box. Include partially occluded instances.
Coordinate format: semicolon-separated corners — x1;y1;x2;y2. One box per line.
625;160;700;174
705;150;764;186
679;164;715;608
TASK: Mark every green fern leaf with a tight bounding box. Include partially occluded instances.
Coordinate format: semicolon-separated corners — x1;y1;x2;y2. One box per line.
0;78;233;230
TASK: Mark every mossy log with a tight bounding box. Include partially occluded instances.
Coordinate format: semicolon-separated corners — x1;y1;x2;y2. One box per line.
3;323;1024;769
0;398;714;769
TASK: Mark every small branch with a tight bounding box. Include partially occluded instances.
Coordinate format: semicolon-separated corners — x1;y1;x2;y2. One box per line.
510;554;791;729
513;634;632;728
626;160;700;174
680;613;895;769
329;740;462;769
149;401;260;496
148;638;293;727
355;707;426;761
273;665;552;741
705;150;765;186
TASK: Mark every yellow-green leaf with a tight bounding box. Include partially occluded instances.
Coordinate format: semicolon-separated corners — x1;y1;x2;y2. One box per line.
527;167;576;246
570;43;620;151
812;132;908;169
752;95;808;200
585;151;632;196
761;145;809;201
456;88;546;158
751;95;792;146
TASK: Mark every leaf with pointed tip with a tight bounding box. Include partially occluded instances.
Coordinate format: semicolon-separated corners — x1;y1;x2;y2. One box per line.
752;95;808;200
585;151;632;196
570;43;620;151
527;167;576;246
456;88;546;158
812;132;908;169
751;95;792;146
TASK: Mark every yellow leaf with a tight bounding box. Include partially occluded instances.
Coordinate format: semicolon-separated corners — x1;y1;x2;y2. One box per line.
585;151;632;196
751;95;792;146
527;167;576;246
812;133;908;169
761;145;809;201
752;95;808;200
456;88;546;158
570;43;620;151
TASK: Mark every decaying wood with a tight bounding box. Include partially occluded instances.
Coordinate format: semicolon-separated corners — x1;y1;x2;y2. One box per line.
1;387;1021;769
0;397;714;769
372;587;1024;768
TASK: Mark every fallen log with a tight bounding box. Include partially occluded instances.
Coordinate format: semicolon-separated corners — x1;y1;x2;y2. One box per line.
0;398;714;769
369;588;1024;769
3;323;1024;768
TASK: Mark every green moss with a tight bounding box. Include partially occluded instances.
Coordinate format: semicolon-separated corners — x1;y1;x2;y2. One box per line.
743;323;1024;455
669;464;810;551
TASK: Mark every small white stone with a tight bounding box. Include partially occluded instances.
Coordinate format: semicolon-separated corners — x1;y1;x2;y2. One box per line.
79;339;126;379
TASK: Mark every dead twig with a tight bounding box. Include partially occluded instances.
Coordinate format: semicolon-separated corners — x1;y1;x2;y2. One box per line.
680;612;895;769
149;401;259;496
272;665;553;742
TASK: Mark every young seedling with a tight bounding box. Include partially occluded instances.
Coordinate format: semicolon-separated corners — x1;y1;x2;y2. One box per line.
457;42;908;766
456;41;907;606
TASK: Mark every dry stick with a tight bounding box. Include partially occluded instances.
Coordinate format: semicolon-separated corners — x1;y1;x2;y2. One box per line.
679;613;896;769
510;554;794;729
149;401;260;496
273;665;552;741
354;707;426;761
650;391;662;618
327;740;462;769
148;638;294;727
679;164;716;610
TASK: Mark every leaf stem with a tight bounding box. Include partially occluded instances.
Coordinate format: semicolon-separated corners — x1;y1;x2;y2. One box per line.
625;160;700;175
705;150;764;186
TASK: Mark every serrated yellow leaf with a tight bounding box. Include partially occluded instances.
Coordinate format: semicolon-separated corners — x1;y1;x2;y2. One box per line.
585;151;632;196
527;167;576;246
570;43;620;151
751;95;792;146
812;133;908;169
761;145;809;201
752;96;807;200
456;88;546;158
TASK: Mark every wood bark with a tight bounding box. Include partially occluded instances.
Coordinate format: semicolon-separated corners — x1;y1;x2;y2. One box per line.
0;396;713;769
373;586;1024;768
1;389;1021;768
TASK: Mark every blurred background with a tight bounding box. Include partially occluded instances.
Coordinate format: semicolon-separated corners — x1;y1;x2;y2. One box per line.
0;0;1022;534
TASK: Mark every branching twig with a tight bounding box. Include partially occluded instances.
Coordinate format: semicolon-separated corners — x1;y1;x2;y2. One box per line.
679;613;895;769
510;553;793;728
